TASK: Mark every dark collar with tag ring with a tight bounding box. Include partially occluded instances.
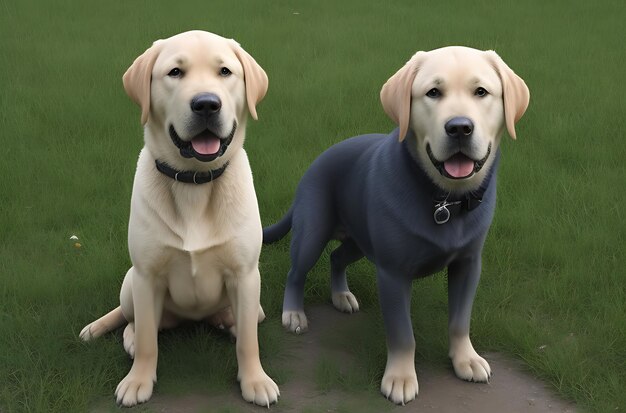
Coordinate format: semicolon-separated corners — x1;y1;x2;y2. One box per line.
154;160;229;184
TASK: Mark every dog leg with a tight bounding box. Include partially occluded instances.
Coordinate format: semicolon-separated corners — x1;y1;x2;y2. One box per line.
115;269;164;407
227;268;279;407
282;215;332;334
123;308;180;359
377;269;419;405
330;238;363;313
447;256;491;382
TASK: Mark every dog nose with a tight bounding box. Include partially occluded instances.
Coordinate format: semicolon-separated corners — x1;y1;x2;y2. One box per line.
445;117;474;138
191;93;222;116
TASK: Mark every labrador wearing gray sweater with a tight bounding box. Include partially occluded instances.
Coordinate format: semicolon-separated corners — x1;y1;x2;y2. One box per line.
264;46;529;405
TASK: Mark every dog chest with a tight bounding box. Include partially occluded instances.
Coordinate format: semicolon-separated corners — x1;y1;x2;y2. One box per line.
163;247;233;318
365;209;489;279
409;245;460;278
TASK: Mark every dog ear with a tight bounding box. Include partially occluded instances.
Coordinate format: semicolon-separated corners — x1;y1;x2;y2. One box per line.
485;51;530;140
230;40;268;120
380;52;425;141
122;40;163;125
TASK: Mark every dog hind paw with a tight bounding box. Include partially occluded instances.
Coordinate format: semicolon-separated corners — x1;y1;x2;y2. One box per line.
207;307;235;331
79;321;105;341
123;323;135;359
332;291;360;313
281;310;308;334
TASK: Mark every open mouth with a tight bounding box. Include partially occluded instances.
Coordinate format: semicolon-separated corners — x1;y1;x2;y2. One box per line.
426;143;491;180
168;121;236;162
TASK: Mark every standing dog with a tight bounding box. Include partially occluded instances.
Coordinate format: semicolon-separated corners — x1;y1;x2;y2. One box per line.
80;31;279;407
263;46;529;405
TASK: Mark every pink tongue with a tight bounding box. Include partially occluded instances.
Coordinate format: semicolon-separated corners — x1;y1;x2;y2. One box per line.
444;154;475;178
191;136;221;155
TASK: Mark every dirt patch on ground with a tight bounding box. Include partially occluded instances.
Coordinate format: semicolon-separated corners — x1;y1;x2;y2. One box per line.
95;305;577;413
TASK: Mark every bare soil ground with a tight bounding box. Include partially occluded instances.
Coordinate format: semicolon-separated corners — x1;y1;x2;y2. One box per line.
94;305;577;413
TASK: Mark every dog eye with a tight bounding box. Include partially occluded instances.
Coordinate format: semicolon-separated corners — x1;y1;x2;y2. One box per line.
219;67;232;77
168;68;183;78
474;87;489;97
426;88;442;98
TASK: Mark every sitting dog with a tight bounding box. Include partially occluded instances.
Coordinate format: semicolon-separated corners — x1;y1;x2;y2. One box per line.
263;46;529;405
79;31;279;407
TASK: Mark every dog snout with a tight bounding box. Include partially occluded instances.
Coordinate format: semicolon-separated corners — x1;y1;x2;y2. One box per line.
445;117;474;139
191;93;222;117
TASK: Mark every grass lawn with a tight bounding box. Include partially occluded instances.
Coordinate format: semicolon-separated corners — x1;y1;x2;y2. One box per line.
1;0;625;412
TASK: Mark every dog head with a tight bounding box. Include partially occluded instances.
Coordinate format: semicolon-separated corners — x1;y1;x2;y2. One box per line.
123;30;268;169
380;46;529;192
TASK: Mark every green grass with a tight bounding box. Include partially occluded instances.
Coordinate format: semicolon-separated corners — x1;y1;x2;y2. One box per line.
1;0;625;411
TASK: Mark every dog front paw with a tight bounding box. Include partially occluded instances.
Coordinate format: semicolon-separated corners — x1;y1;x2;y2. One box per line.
449;335;491;382
115;370;155;407
380;350;418;405
452;352;491;382
240;370;280;407
380;369;419;405
282;310;308;334
332;291;360;313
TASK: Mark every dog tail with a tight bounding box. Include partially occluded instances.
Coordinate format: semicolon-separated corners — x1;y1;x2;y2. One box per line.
263;207;293;244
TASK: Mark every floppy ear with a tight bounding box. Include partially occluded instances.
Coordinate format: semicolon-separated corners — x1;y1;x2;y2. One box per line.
485;50;530;140
122;40;163;125
380;52;425;141
230;41;269;120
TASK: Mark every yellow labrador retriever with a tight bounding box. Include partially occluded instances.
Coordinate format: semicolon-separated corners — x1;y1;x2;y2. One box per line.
79;31;279;407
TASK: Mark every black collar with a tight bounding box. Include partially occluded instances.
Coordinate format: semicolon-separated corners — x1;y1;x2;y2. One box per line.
432;188;485;224
155;160;229;184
